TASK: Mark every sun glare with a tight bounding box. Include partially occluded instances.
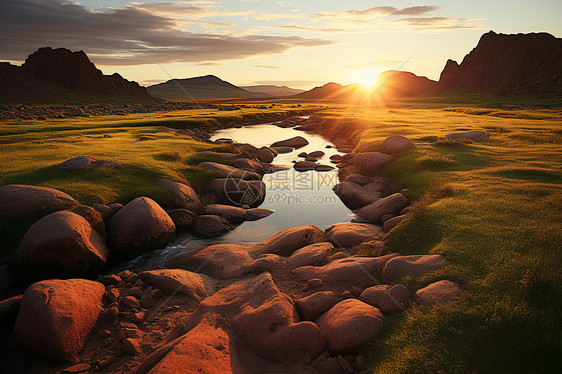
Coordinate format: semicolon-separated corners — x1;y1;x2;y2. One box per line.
352;68;381;88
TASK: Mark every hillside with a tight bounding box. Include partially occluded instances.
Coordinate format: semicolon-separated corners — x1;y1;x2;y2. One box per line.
241;85;305;97
148;75;266;100
0;47;155;104
439;31;562;94
294;71;437;102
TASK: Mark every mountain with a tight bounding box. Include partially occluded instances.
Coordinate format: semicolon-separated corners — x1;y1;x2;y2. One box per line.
439;31;562;94
0;47;154;104
147;75;267;100
294;71;437;102
240;85;305;97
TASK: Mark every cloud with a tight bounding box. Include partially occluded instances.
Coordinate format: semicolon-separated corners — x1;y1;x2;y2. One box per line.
346;59;412;68
275;24;349;33
0;0;332;65
253;64;279;69
399;17;479;29
315;5;439;18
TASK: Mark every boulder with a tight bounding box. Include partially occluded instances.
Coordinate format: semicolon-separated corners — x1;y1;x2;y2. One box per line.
355;193;409;224
270;136;309;149
381;254;447;283
383;135;413;154
12;211;109;280
139;269;214;300
360;284;409;314
204;204;247;224
344;174;369;186
316;299;384;353
294;161;318;171
166;209;196;230
0;184;76;223
293;254;396;290
14;279;105;362
177;244;254;279
286;242;333;268
325;223;383;248
333;181;381;210
106;197;176;259
414;280;463;306
245;208;274;221
316;164;335;171
191;215;232;238
199;162;261;181
383;214;409;232
233;158;265;175
250;224;328;257
189;273;325;362
308;151;325;159
71;205;105;237
296;291;341;321
257;147;276;163
208;178;266;208
352;152;394;174
157;178;202;212
0;295;23;328
445;131;489;141
270;146;294;154
144;318;233;374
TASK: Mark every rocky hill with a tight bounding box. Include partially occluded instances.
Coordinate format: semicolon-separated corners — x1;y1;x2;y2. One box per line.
148;75;266;100
241;85;305;97
439;31;562;94
0;47;155;104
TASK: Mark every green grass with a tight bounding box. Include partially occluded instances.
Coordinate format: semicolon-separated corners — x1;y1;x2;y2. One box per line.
0;105;317;257
322;104;562;373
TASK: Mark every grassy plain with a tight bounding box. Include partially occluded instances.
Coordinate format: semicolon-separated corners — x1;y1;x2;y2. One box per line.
320;102;561;373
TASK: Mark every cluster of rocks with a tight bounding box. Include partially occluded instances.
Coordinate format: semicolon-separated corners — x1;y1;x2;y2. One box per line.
0;222;463;373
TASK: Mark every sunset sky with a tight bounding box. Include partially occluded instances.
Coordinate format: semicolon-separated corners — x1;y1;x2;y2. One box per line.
1;0;561;89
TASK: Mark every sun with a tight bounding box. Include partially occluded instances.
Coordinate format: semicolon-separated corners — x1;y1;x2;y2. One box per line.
352;68;381;88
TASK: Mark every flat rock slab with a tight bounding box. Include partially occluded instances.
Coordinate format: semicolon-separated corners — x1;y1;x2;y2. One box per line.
270;136;309;149
145;318;233;374
250;224;327;258
199;162;261;181
286;242;334;268
382;254;447;283
14;279;105;362
414;280;463;306
244;208;274;221
189;273;325;362
0;184;77;222
140;269;215;300
325;223;383;248
316;299;384;353
293;254;397;290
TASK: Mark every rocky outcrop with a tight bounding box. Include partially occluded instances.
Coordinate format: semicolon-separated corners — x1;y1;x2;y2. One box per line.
106;197;175;259
439;31;562;94
0;184;76;223
14;279;105;362
12;211;109;280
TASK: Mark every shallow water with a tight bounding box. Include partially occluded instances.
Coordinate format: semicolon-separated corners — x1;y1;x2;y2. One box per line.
122;123;352;271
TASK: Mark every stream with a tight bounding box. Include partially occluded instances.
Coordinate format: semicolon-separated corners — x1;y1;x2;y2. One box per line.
122;122;352;271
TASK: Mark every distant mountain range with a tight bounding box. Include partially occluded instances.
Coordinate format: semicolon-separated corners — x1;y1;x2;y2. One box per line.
1;31;560;104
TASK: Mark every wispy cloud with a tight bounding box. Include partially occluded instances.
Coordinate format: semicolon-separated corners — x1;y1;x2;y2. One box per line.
253;64;280;69
315;5;440;18
275;24;349;33
0;0;332;65
399;17;480;29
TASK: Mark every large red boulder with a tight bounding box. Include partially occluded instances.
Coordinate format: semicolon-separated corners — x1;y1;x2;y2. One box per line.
12;211;109;280
14;279;105;362
414;280;463;306
355;193;409;224
381;254;446;283
325;223;383;248
0;184;76;223
352;152;393;174
316;299;384;353
106;197;175;259
139;269;215;300
250;224;327;257
157;178;202;213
